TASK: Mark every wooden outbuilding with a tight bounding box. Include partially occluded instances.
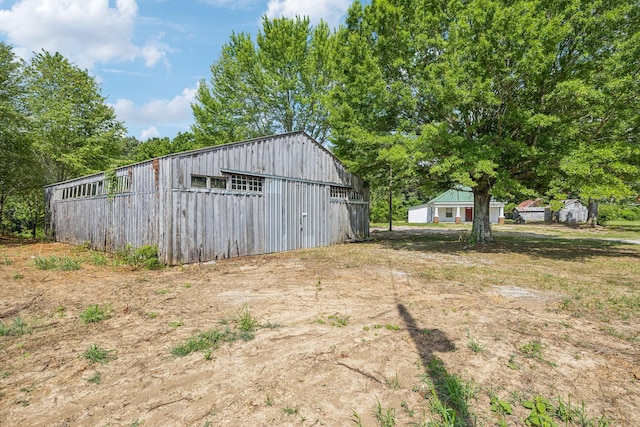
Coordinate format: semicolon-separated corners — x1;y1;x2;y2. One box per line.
44;132;369;264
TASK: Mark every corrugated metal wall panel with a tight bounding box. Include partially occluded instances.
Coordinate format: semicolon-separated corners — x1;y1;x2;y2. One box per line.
265;179;330;253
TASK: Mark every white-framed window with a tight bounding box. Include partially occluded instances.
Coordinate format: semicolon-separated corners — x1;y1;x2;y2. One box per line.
445;208;453;218
231;174;263;192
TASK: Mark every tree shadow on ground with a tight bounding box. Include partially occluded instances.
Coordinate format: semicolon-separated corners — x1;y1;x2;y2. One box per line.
374;228;640;262
397;303;474;426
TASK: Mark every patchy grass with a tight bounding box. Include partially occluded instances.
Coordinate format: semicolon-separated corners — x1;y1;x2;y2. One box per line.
171;307;269;357
34;255;81;271
0;227;637;426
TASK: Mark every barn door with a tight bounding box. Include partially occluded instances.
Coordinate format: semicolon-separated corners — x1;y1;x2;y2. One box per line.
265;179;328;253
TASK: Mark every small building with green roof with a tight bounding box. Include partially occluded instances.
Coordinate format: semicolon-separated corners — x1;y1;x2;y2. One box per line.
407;187;505;224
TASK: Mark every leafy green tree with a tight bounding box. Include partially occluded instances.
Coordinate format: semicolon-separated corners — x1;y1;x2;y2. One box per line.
0;42;39;231
24;51;126;183
334;0;640;243
127;132;199;163
329;2;421;228
192;16;334;145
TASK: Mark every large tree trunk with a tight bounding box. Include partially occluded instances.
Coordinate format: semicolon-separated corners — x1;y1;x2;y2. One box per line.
587;199;598;228
470;184;494;244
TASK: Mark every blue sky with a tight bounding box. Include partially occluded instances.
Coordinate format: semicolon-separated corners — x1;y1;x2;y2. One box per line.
0;0;357;141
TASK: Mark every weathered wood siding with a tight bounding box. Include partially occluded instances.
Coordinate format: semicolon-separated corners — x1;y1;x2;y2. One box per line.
45;132;369;265
46;162;160;253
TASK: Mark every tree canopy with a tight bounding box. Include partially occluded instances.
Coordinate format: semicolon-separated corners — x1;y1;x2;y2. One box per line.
192;15;334;145
0;42;37;230
24;51;125;183
331;0;640;242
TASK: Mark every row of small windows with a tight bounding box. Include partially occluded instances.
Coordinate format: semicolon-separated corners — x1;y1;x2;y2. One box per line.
191;177;363;200
58;177;130;200
191;173;264;193
330;186;365;201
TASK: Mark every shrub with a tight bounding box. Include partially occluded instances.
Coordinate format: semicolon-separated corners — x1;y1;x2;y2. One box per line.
598;204;640;223
620;207;640;221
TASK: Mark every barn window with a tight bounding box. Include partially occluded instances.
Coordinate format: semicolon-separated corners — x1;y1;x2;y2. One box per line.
445;208;453;218
331;186;349;199
118;176;130;192
210;177;227;189
231;174;263;192
191;175;208;188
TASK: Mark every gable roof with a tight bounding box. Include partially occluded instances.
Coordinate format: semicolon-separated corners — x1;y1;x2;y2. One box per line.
429;187;474;203
45;131;345;188
517;198;546;209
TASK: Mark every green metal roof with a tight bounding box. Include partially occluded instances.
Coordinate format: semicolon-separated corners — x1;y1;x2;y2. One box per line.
429;187;474;203
427;187;500;204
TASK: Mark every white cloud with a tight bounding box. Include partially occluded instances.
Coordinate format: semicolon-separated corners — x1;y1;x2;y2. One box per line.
0;0;170;68
112;87;197;138
140;126;160;140
265;0;351;27
199;0;259;9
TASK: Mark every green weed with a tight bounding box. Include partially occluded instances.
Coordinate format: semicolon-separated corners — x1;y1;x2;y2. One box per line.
235;305;260;332
282;406;298;415
59;256;81;271
327;314;349;327
386;372;401;390
171;326;245;357
34;255;58;270
83;344;116;365
34;255;81;271
87;371;102;384
261;321;280;329
375;399;396;427
351;409;364;426
426;357;476;427
467;335;485;353
0;318;30;337
90;252;108;266
118;244;163;269
80;304;112;323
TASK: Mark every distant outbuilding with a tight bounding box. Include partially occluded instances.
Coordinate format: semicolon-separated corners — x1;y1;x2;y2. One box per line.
407;187;505;224
44;132;370;264
513;198;588;224
513;198;550;222
557;199;588;223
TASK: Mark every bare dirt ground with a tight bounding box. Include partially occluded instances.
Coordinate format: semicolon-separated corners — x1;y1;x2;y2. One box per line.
1;226;639;426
